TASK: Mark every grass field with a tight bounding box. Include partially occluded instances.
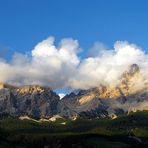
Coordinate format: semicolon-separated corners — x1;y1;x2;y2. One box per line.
0;111;148;148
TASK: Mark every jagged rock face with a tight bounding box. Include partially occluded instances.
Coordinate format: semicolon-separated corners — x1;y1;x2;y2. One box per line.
58;64;148;118
0;85;60;118
0;64;147;119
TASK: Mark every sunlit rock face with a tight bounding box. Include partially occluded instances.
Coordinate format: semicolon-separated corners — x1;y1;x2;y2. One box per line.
0;84;60;118
0;64;147;119
58;64;148;118
16;85;49;94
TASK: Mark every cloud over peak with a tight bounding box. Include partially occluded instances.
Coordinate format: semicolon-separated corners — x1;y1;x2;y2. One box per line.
0;36;147;90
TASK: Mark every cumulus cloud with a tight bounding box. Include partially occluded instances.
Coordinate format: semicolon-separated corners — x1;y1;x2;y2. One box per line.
0;36;147;90
87;42;108;57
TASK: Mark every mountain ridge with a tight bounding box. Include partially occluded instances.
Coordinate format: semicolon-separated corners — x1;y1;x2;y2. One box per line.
58;64;148;118
0;64;147;119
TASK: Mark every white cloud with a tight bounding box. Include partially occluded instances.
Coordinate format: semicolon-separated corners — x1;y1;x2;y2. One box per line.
87;42;108;57
0;36;147;91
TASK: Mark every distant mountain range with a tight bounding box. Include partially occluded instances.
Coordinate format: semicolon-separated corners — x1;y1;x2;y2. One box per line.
0;64;147;119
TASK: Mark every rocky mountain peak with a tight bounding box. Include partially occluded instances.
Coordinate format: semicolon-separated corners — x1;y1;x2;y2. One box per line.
129;64;140;75
0;63;147;119
0;82;16;90
0;84;59;118
58;64;148;118
16;85;51;94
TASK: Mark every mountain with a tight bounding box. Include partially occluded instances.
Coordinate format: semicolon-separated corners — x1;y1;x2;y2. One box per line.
58;64;148;118
0;84;60;118
0;64;147;119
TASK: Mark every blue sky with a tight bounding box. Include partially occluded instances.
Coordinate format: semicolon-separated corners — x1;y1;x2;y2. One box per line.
0;0;148;95
0;0;148;57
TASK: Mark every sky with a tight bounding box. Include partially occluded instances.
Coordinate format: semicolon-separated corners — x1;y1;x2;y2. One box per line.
0;0;148;96
0;0;148;55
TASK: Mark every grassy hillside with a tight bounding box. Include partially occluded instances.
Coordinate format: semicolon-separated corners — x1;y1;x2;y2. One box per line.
0;111;148;148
